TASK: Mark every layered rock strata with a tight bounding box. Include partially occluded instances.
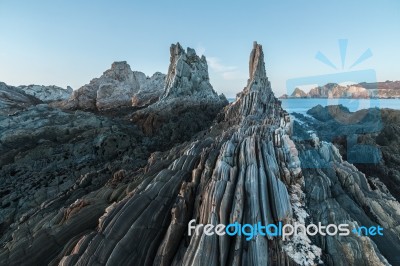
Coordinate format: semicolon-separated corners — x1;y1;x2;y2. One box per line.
0;42;399;266
55;42;321;265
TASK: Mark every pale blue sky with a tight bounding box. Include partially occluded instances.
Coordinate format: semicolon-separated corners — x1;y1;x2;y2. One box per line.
0;0;399;97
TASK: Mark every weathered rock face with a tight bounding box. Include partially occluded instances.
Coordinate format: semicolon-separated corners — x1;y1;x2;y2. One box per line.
130;43;228;148
53;42;320;266
0;82;42;115
1;42;399;266
62;62;165;110
18;84;73;102
162;43;221;101
131;72;166;107
293;125;400;265
0;104;149;249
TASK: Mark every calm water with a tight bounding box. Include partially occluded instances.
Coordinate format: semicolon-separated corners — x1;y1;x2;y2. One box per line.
281;98;400;114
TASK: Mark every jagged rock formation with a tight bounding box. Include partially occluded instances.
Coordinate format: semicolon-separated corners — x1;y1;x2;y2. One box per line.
62;62;165;110
130;43;228;147
18;84;73;102
0;42;399;266
162;43;221;101
54;42;319;265
281;81;400;99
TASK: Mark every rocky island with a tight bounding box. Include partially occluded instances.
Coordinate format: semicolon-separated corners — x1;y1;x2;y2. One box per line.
0;42;399;266
280;81;400;99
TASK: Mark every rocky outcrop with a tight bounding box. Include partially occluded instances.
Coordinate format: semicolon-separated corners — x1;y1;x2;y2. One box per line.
162;43;221;101
18;84;73;102
291;88;307;98
130;43;228;148
0;104;149;248
62;62;165;110
282;81;400;99
0;82;42;115
1;42;399;266
51;42;321;266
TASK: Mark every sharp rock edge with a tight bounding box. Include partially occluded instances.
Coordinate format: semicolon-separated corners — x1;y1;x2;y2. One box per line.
58;42;322;266
1;42;398;266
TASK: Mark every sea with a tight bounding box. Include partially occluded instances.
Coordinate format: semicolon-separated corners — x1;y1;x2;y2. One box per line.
227;98;400;115
280;98;400;114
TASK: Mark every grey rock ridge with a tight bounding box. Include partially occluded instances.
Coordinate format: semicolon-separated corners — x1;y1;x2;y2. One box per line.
0;42;399;266
62;61;166;110
0;82;72;115
18;84;73;102
0;82;41;115
281;81;400;99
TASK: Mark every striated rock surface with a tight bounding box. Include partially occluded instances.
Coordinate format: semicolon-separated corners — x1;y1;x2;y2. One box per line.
293;125;400;265
0;104;150;249
62;62;165;111
0;42;399;266
53;42;319;266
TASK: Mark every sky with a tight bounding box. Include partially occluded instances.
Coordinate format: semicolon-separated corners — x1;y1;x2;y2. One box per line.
0;0;399;98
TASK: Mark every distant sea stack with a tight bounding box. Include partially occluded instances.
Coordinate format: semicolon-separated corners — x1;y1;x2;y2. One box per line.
280;81;400;99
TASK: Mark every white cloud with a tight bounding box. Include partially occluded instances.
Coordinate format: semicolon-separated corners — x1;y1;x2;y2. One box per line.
222;71;242;80
207;57;243;80
195;45;206;57
207;57;236;72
